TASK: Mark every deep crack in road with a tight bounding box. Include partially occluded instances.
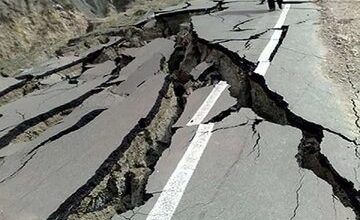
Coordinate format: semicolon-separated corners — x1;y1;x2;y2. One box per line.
0;0;359;220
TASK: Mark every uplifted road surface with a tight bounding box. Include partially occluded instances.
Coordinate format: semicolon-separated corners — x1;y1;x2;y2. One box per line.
0;0;359;220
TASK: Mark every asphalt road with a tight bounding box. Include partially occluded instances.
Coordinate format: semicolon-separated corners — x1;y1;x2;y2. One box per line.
115;0;359;219
0;0;359;220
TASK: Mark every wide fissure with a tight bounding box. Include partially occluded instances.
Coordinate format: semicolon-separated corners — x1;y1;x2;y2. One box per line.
0;2;355;219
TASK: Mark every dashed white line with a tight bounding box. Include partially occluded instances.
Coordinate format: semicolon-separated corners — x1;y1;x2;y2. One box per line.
145;81;226;220
186;81;229;126
274;4;291;29
254;60;271;75
146;4;292;220
257;29;283;62
146;123;214;220
255;4;291;76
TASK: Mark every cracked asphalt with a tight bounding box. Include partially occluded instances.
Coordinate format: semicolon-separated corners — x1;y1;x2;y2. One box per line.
0;0;359;220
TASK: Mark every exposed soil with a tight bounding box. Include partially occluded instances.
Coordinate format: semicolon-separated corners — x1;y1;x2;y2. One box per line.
0;1;359;219
45;6;360;218
0;0;186;77
318;0;360;135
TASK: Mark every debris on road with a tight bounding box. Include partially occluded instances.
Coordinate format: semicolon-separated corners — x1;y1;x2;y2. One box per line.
0;0;359;220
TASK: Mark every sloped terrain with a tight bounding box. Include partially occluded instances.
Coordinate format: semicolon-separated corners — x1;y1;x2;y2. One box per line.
0;0;359;220
0;0;184;77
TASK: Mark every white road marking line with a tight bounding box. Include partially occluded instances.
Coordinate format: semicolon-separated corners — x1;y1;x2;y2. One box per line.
145;82;225;220
186;81;229;126
271;29;283;40
146;5;292;220
255;4;291;76
254;60;271;76
257;29;283;62
274;4;291;29
146;123;214;220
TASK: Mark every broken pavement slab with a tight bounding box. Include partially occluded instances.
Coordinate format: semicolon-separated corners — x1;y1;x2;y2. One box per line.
0;77;21;92
263;1;357;140
0;59;119;140
191;0;281;62
78;60;117;81
114;109;356;220
174;82;232;127
170;110;354;220
111;38;175;84
16;37;123;79
0;0;359;219
321;130;360;190
189;61;214;80
0;74;111;140
155;0;219;17
0;87;125;180
0;75;168;220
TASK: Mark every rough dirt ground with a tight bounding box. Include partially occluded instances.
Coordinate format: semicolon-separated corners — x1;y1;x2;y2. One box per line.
100;0;188;26
318;0;360;136
0;1;359;219
0;0;185;77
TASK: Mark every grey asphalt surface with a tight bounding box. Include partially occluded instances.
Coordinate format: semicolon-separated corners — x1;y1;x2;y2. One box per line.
114;0;358;220
0;0;358;219
264;3;356;140
0;37;173;219
0;74;167;220
118;110;354;220
16;37;123;79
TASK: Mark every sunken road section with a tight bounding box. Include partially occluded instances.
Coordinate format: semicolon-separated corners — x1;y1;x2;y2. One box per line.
0;1;358;220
